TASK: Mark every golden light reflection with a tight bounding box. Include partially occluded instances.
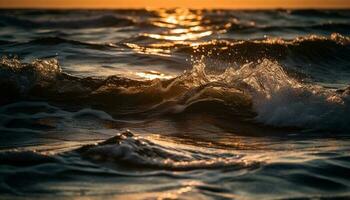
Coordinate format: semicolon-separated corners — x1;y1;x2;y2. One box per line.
125;43;171;57
135;70;174;80
157;186;193;200
145;8;213;41
124;8;223;80
151;21;177;28
155;8;203;26
143;31;212;41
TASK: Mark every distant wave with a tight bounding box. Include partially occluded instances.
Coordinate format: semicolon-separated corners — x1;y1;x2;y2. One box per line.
0;37;120;53
0;14;135;29
27;37;118;50
288;9;350;18
8;34;348;61
170;34;350;74
228;22;350;35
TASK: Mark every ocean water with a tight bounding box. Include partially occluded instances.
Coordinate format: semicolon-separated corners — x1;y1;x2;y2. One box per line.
1;9;350;199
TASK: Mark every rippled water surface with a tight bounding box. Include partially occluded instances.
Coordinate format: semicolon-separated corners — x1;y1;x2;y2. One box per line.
1;9;350;199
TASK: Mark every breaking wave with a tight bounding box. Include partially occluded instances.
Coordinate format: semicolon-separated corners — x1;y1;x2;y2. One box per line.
1;54;349;132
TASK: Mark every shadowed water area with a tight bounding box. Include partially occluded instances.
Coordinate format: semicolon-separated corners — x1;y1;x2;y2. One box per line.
1;9;350;199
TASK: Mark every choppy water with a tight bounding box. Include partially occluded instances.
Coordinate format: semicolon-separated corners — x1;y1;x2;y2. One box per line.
1;9;350;199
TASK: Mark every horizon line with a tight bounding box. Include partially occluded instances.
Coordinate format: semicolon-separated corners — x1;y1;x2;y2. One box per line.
1;6;350;10
1;0;350;10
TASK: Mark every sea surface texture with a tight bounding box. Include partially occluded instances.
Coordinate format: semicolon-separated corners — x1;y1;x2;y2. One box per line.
1;9;350;199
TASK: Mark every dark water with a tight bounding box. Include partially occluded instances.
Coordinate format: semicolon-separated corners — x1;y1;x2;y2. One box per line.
1;9;350;199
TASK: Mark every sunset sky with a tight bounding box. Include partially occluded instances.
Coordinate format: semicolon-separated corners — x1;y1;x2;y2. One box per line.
1;0;350;9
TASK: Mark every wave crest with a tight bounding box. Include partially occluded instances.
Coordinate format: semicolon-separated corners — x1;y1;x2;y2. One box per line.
77;131;254;170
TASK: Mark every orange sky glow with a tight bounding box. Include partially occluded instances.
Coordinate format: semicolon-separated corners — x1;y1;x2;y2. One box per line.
0;0;349;9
